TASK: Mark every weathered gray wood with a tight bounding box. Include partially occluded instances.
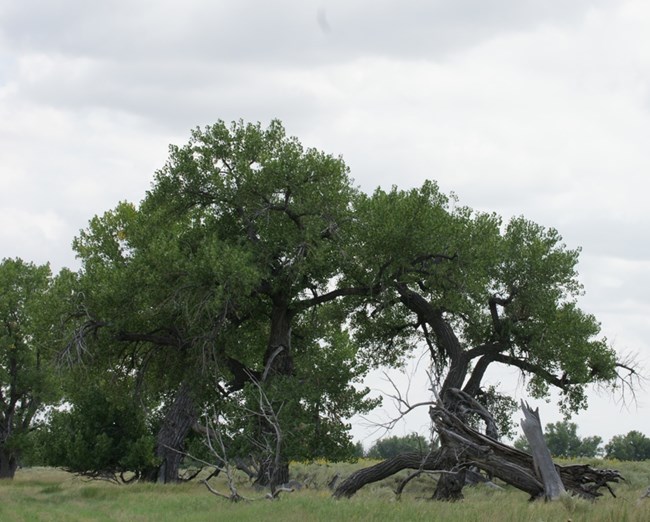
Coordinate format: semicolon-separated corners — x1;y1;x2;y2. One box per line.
333;390;623;500
333;450;446;498
519;401;566;500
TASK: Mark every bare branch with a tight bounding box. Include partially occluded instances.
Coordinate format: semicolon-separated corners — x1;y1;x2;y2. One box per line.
261;346;284;383
363;351;436;434
202;479;245;502
609;352;646;407
57;320;105;367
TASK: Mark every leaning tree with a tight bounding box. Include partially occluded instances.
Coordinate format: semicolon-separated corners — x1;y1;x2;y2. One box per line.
65;120;377;485
333;182;637;498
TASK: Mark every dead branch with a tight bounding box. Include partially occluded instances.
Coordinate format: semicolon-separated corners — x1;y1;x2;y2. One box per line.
609;352;646;408
361;352;436;434
202;478;245;502
265;486;296;499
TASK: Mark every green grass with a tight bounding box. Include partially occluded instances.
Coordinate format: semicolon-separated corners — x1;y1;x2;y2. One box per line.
1;461;649;522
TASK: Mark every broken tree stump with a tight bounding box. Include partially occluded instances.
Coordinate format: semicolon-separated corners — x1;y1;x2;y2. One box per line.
520;400;566;500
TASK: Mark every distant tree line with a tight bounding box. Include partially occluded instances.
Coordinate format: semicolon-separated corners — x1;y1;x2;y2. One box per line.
364;433;433;460
513;421;650;461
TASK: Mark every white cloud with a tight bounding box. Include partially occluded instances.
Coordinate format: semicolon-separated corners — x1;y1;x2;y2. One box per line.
0;207;67;264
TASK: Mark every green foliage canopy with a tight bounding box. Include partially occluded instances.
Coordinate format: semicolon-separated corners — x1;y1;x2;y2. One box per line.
66;120;377;467
41;379;157;480
342;182;621;431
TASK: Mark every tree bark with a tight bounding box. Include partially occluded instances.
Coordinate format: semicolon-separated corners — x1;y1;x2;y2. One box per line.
333;450;447;498
154;382;198;484
263;300;294;379
0;448;18;480
432;469;466;501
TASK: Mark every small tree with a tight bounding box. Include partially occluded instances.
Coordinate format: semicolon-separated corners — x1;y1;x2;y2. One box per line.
605;431;650;461
351;441;365;459
42;378;158;482
0;258;60;479
513;421;602;458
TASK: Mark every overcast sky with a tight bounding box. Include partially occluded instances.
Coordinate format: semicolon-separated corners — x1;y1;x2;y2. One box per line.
1;0;649;447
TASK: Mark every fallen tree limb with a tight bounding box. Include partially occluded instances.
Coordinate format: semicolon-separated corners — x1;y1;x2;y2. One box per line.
333;450;447;498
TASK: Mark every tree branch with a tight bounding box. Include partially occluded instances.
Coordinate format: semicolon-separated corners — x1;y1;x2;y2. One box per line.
293;285;379;312
491;354;571;390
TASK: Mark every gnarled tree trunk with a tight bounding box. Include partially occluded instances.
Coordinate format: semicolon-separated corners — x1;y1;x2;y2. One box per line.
153;382;197;484
334;394;623;500
432;469;466;501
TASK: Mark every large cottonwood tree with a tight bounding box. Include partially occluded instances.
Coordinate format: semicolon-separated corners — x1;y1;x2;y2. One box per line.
67;120;375;485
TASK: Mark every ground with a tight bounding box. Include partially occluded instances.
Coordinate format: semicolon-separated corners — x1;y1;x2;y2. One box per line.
0;460;649;521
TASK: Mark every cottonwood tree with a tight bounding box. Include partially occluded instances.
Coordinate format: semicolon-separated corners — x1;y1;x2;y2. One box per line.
333;182;637;498
605;431;650;461
0;258;62;479
65;120;376;485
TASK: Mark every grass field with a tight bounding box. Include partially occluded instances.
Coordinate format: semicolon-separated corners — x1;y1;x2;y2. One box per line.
1;460;649;522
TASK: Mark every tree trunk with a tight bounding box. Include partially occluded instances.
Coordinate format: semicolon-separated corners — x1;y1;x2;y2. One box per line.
0;448;18;480
432;469;466;501
254;457;290;489
250;298;294;490
154;382;197;484
263;301;294;379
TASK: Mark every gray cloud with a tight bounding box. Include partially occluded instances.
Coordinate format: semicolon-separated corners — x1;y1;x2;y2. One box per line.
1;0;648;441
1;0;610;65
